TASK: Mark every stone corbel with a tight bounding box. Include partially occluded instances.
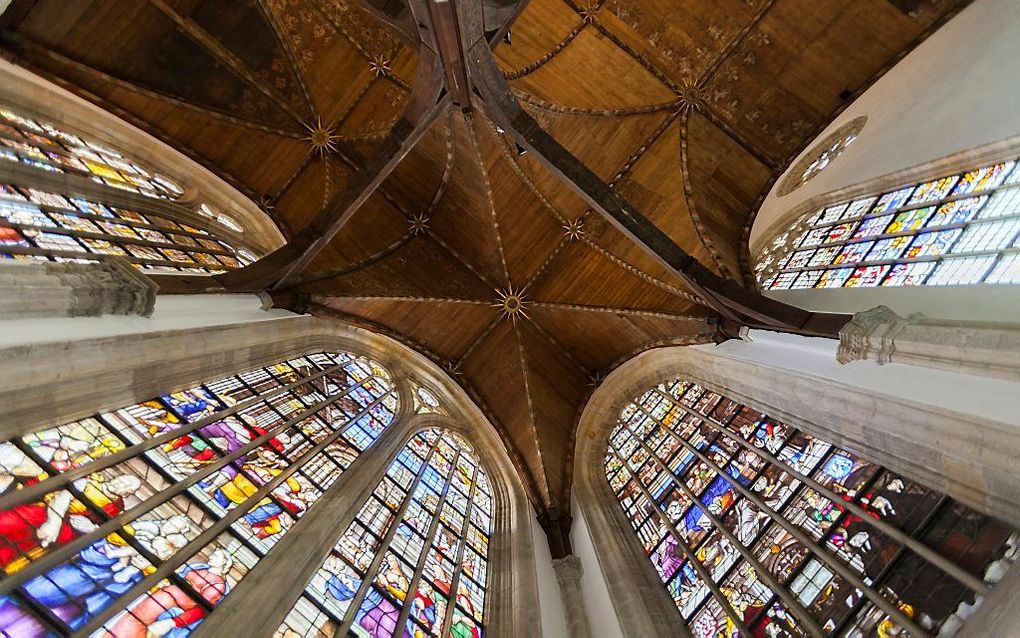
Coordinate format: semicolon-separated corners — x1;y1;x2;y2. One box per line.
0;256;157;319
837;305;1020;382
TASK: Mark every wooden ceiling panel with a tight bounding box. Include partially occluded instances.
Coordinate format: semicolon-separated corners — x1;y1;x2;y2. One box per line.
297;234;493;300
528;305;713;375
517;319;591;506
510;26;676;111
596;0;758;86
18;0;296;129
427;113;508;289
529;239;692;313
462;320;553;506
494;0;580;75
477;121;566;287
686;111;775;281
316;296;499;361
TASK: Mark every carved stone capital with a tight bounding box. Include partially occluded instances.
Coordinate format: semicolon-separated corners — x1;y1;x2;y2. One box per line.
837;304;1020;381
0;257;157;319
837;305;908;364
551;554;584;586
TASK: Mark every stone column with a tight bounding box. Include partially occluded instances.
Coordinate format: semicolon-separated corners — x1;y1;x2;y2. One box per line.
0;257;157;318
837;305;1020;381
552;555;592;638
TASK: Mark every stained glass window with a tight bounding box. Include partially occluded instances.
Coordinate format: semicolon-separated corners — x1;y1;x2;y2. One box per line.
0;106;258;272
757;159;1020;289
0;352;397;637
777;117;866;197
276;427;491;638
605;380;1017;637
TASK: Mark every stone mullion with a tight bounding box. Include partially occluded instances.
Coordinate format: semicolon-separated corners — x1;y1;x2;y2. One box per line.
70;388;395;637
654;387;990;596
397;440;462;636
0;360;354;513
0;379;377;598
437;457;479;637
334;435;444;637
628;403;825;637
607;439;754;638
640;400;929;637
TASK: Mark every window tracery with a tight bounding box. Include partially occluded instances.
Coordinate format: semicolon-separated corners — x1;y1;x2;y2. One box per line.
276;427;491;638
0;351;397;637
0;106;258;273
605;379;1017;637
757;159;1020;290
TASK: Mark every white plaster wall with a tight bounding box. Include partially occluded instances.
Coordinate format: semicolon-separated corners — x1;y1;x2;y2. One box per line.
752;0;1020;250
530;515;571;638
699;331;1020;428
570;499;625;638
0;293;294;347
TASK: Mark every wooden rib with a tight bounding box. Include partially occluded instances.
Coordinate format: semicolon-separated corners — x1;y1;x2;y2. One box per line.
698;0;778;85
502;19;588;80
149;0;311;124
466;112;512;288
514;323;553;507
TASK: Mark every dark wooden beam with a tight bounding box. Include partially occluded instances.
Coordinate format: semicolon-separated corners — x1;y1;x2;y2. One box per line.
351;0;420;48
215;52;449;292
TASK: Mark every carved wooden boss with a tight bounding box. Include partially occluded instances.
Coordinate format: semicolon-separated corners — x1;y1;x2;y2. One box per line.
215;0;851;339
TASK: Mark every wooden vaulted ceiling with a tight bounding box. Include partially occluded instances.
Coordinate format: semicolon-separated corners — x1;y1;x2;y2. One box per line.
1;0;968;541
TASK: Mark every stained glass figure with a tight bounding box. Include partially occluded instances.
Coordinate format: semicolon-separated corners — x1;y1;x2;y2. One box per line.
276;428;491;638
756;159;1020;287
0;352;396;637
605;379;1017;636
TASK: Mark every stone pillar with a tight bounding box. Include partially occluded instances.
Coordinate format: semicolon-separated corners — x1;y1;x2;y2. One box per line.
837;305;1020;381
552;555;592;638
0;257;157;318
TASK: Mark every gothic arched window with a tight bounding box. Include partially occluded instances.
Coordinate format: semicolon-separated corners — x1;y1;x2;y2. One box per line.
0;351;396;636
0;106;260;273
756;158;1020;290
277;427;492;638
605;379;1016;637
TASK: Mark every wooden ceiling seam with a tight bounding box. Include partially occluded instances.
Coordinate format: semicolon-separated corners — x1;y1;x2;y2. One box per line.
0;34;305;138
608;111;678;187
253;0;320;120
295;230;416;286
148;0;312;124
581;238;705;306
519;235;568;292
454;313;504;366
513;323;554;508
531;301;705;322
526;317;591;377
465;112;512;289
678;109;738;281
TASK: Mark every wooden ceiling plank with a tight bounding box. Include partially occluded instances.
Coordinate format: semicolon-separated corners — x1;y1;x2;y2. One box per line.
0;32;304;139
148;0;312;124
253;0;320;120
